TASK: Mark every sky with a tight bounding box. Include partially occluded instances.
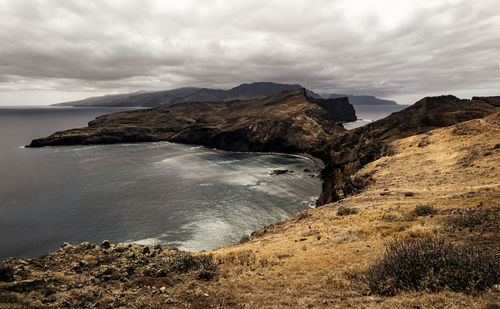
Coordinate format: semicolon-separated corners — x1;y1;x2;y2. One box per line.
0;0;499;105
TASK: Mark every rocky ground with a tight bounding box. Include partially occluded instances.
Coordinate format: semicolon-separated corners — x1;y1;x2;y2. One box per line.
2;95;499;308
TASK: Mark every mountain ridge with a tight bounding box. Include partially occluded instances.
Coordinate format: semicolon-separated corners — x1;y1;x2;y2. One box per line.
54;82;322;107
53;82;396;107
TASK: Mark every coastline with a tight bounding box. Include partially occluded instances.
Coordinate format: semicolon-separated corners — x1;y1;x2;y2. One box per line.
1;110;498;308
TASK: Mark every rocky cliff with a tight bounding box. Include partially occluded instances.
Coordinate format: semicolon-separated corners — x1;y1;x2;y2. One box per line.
327;93;398;105
317;95;498;204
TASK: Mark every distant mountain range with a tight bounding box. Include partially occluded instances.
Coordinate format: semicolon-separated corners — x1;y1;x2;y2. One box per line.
326;94;397;105
54;82;397;107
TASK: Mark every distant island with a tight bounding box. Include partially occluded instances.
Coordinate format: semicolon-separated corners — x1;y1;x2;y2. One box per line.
53;82;398;107
326;93;398;105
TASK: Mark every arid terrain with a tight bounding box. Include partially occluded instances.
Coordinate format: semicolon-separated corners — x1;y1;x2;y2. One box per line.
1;94;499;308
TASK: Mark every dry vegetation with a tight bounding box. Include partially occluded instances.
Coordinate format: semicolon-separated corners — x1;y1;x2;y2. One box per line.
210;112;500;308
1;112;499;308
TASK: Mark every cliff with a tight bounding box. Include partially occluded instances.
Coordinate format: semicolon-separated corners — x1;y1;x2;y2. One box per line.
316;95;498;204
327;93;398;105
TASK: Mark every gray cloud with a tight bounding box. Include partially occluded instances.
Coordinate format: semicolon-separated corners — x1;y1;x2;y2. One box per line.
1;0;499;105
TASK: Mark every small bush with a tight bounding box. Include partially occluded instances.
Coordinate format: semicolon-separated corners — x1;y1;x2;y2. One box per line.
168;254;216;275
367;238;500;295
337;206;358;216
0;264;14;282
381;215;402;222
168;254;198;273
410;205;436;217
443;212;497;229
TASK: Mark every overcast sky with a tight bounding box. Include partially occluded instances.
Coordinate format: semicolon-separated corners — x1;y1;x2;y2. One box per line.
1;0;499;105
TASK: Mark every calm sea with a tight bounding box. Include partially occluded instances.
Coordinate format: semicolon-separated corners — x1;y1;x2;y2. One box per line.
0;104;405;261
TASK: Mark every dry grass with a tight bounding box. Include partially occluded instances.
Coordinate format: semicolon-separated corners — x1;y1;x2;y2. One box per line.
208;112;500;308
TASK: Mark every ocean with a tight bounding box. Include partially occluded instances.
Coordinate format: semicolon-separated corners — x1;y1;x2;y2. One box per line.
343;104;408;129
0;104;405;261
0;106;323;260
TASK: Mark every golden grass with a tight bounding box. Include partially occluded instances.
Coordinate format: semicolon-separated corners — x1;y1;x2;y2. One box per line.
205;112;500;308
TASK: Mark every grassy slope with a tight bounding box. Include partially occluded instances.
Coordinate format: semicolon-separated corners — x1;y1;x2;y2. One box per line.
209;112;500;308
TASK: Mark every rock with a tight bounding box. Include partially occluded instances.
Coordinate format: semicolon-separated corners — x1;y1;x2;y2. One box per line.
101;240;111;249
270;169;288;176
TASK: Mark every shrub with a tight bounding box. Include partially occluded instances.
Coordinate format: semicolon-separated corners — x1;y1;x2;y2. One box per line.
337;206;358;216
410;205;436;217
0;264;14;282
367;238;500;295
168;254;216;275
443;212;497;229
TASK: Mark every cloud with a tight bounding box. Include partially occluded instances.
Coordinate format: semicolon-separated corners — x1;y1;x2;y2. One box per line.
0;0;499;104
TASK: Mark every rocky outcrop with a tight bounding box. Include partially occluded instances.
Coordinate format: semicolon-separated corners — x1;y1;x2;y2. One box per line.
0;242;222;308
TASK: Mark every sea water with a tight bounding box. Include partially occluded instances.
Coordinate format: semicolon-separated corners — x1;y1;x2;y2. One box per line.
0;104;405;261
0;106;322;260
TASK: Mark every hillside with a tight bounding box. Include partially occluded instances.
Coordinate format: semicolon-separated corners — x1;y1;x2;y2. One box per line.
54;82;322;107
3;108;499;308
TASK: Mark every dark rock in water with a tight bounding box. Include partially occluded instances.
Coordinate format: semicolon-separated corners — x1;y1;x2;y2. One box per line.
303;169;311;173
270;169;289;176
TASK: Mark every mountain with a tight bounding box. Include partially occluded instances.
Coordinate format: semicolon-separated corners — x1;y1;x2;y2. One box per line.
54;82;322;107
327;93;398;105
